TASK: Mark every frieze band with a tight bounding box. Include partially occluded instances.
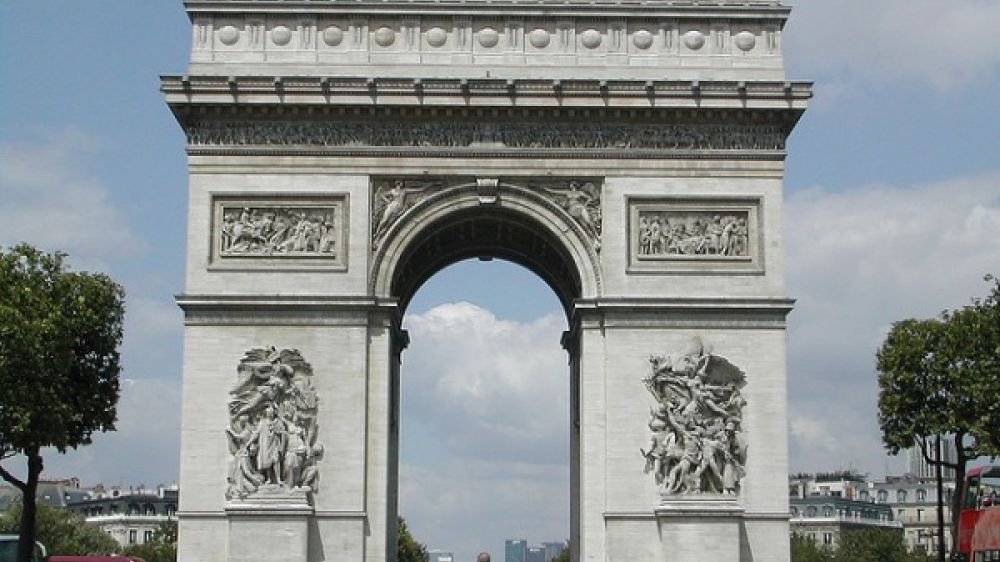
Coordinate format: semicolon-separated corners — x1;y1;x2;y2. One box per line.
185;120;788;151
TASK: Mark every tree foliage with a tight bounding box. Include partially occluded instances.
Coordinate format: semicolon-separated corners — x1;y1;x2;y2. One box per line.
121;521;177;562
0;244;125;562
397;517;428;562
876;275;1000;552
0;503;119;556
791;531;932;562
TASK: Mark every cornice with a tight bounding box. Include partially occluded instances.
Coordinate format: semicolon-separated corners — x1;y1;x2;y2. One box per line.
162;75;813;110
184;0;790;20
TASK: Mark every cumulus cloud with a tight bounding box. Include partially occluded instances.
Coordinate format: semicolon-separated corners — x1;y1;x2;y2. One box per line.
784;0;1000;90
785;172;1000;475
0;128;146;263
400;303;570;561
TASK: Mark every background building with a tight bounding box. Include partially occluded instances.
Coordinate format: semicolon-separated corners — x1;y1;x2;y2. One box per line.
428;551;454;562
907;439;957;481
504;539;527;562
0;478;90;512
862;475;954;554
541;542;566;561
66;484;179;548
789;495;901;547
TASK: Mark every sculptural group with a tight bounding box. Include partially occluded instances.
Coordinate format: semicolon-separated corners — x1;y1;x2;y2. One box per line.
641;337;747;495
638;212;748;258
226;347;324;500
220;206;337;257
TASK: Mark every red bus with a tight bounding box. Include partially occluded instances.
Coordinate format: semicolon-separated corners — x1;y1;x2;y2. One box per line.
957;465;1000;562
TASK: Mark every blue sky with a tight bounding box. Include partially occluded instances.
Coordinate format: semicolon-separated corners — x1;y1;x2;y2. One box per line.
2;1;999;560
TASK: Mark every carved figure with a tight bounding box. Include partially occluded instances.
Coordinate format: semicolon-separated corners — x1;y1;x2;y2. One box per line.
371;180;433;247
219;206;338;257
637;210;749;258
225;347;323;500
641;337;747;495
539;180;602;250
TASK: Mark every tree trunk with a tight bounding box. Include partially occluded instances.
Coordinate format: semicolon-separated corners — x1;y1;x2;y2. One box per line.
949;433;967;558
16;447;42;562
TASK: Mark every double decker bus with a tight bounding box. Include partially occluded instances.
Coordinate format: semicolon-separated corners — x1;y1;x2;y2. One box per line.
957;465;1000;561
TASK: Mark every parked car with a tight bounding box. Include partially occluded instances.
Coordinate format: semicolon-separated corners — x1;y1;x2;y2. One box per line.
0;535;47;562
47;557;146;562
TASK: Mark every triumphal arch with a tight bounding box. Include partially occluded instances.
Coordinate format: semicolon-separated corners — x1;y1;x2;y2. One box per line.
163;0;810;560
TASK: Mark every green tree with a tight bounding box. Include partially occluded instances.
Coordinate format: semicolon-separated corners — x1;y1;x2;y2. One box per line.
876;275;1000;553
397;517;428;562
0;244;125;562
834;530;931;562
790;533;833;562
0;503;119;556
121;521;177;562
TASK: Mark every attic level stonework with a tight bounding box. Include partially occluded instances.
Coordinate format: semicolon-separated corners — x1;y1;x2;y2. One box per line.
182;0;791;81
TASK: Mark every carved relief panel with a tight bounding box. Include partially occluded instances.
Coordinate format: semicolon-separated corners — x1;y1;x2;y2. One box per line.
226;347;324;502
210;195;347;270
641;337;747;497
628;197;762;273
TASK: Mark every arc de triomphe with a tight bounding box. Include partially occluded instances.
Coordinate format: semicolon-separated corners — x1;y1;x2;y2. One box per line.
162;1;810;561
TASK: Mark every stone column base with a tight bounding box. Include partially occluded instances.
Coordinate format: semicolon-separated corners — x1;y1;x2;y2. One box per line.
655;496;744;561
225;486;314;562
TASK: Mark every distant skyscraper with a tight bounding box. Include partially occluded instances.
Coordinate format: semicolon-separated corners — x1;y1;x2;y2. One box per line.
525;547;546;562
505;539;527;562
428;551;454;562
908;438;957;480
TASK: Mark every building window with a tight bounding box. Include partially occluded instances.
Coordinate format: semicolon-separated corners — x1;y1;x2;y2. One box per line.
878;490;888;502
790;507;798;517
859;490;869;501
807;506;818;517
917;489;927;502
144;530;153;543
129;530;137;544
917;509;925;522
823;533;833;545
822;506;834;517
897;490;907;502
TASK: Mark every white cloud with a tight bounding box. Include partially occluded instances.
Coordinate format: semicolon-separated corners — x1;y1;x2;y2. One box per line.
400;303;570;561
784;0;1000;89
0;128;146;262
785;171;1000;476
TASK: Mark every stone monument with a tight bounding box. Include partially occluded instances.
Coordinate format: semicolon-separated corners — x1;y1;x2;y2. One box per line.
163;1;810;560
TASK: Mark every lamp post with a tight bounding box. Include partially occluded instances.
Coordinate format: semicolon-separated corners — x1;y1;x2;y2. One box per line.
935;435;946;562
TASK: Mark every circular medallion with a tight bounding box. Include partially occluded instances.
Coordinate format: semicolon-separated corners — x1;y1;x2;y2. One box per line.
478;27;499;48
529;28;550;49
218;25;240;46
632;29;654;50
374;26;396;47
426;27;447;47
271;25;292;46
580;29;602;49
734;31;756;52
683;30;705;51
322;25;344;47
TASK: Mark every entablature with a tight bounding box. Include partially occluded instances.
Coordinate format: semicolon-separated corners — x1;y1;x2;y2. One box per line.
162;76;810;159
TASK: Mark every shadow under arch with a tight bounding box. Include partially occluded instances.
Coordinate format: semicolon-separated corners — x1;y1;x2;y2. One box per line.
371;180;602;317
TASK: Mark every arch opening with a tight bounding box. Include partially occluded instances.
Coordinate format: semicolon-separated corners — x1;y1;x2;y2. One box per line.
397;259;572;562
